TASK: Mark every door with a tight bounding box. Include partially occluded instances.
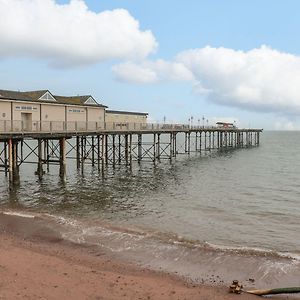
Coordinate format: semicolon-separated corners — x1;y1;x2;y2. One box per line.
21;113;32;131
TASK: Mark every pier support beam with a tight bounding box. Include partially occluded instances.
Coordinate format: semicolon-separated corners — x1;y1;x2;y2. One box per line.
8;139;19;187
137;134;142;163
36;139;44;179
59;137;66;179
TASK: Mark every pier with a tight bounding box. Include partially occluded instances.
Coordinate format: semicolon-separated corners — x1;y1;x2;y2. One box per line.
0;121;262;186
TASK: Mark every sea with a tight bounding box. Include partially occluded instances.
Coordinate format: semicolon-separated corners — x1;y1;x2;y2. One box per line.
0;131;299;289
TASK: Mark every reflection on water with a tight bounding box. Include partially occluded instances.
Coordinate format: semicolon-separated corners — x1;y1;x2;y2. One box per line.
0;132;300;253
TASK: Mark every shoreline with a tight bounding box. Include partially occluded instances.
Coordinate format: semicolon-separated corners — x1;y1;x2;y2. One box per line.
0;213;294;299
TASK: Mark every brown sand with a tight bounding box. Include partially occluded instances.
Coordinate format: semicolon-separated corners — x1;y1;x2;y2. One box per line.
0;214;293;300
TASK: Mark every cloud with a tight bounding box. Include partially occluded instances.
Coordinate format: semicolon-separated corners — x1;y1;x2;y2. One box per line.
112;62;158;83
113;60;194;83
177;46;300;115
0;0;157;67
113;45;300;115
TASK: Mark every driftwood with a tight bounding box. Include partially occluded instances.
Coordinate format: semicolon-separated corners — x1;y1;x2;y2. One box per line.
246;287;300;296
229;280;300;296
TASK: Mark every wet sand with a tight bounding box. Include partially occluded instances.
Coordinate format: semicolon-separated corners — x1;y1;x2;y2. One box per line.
0;213;294;300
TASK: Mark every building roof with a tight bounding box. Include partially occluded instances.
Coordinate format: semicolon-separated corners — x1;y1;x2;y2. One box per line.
106;110;148;116
0;89;107;108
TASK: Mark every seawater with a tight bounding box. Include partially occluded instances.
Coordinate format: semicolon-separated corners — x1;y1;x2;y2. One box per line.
1;131;300;288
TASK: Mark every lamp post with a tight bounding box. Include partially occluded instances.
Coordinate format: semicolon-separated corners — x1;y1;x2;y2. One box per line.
202;116;205;127
191;116;194;128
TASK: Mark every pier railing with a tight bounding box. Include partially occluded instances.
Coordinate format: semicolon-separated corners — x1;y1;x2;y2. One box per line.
0;120;222;134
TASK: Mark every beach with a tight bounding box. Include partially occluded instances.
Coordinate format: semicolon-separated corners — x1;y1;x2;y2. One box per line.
0;213;293;300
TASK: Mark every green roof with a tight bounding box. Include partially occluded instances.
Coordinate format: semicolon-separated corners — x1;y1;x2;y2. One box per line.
0;89;107;108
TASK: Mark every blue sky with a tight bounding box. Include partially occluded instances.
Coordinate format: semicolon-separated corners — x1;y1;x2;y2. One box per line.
1;0;300;129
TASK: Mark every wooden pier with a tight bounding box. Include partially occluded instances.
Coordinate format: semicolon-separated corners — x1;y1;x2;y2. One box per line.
0;122;262;186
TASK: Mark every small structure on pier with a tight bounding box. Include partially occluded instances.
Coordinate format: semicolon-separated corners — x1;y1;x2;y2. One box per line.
216;122;236;129
106;110;148;124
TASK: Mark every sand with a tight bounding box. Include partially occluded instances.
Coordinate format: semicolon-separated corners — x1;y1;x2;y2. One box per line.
0;213;293;300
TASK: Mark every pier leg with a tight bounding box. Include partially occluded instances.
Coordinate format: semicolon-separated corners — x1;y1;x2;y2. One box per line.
101;135;105;169
125;134;129;165
156;133;160;160
76;136;80;169
153;134;156;163
97;135;100;170
91;136;95;167
138;134;142;164
8;139;13;184
59;137;66;179
200;132;202;152
129;134;132;166
46;140;50;171
112;135;116;166
169;133;172;161
118;135;121;164
8;139;19;187
36;139;43;179
173;133;177;157
4;141;8;176
105;135;108;166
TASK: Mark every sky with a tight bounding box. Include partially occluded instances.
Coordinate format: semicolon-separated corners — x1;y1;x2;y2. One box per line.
1;0;300;129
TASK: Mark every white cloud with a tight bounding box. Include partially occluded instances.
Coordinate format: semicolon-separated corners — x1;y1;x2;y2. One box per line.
0;0;157;67
112;62;158;83
113;45;300;115
176;46;300;115
113;60;194;83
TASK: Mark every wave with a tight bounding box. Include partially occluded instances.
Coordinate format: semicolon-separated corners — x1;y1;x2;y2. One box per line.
2;209;300;262
39;211;300;262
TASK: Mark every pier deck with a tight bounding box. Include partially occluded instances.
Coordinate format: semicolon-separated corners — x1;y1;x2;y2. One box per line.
0;121;262;186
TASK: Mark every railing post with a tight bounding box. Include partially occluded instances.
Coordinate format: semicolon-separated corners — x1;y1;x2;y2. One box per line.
50;121;52;133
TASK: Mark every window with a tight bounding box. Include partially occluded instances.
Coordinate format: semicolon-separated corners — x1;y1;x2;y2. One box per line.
68;109;84;113
15;106;37;111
